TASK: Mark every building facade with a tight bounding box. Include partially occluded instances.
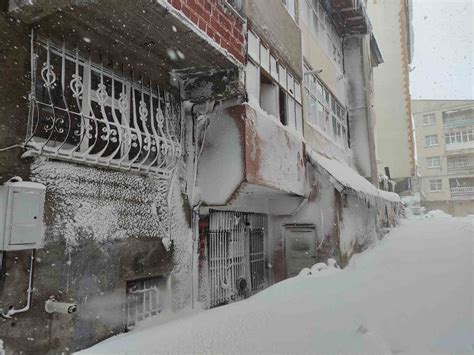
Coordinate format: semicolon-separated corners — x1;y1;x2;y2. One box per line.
366;0;415;193
0;0;400;353
412;100;474;216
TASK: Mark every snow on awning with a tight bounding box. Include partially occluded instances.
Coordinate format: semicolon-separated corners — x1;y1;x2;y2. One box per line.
307;150;400;204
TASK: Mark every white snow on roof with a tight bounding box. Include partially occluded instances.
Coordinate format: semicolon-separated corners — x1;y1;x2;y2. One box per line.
307;149;400;203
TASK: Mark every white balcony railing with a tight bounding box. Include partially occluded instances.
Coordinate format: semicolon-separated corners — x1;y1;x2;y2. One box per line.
443;117;474;129
446;141;474;152
450;186;474;199
448;162;474;173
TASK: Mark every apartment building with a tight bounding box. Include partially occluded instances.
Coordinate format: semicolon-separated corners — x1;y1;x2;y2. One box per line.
366;0;415;193
413;100;474;216
0;0;400;352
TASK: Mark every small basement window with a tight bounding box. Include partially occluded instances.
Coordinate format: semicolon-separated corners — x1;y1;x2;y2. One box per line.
279;88;288;126
126;276;167;328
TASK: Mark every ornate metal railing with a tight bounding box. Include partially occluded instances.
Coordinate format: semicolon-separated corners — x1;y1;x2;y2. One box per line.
27;38;182;178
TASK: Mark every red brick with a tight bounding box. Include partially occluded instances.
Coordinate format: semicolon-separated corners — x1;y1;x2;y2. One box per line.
234;31;244;44
189;11;199;24
200;10;210;22
219;13;232;30
206;26;216;38
233;21;243;33
210;17;221;31
197;17;207;32
219;28;230;41
169;0;182;10
182;4;192;18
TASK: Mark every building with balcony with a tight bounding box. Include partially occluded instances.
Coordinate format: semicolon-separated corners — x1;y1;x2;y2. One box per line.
0;0;400;353
366;0;416;193
412;99;474;216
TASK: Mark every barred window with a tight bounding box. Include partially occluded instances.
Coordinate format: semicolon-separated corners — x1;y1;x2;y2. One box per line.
27;39;182;178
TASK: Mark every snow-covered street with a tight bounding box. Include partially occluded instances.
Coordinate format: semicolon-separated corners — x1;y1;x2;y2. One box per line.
80;212;473;354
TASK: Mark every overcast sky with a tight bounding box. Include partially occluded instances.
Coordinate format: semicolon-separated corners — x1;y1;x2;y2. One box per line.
409;0;473;100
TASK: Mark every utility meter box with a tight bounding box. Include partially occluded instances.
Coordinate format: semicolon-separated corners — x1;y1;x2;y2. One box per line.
0;180;46;251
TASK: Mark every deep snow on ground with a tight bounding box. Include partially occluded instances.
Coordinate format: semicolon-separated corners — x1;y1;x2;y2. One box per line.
80;212;473;355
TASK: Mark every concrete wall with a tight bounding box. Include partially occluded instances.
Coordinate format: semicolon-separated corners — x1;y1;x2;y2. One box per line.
366;0;415;180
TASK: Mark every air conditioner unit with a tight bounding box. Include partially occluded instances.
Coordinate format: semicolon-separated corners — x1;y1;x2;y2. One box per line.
0;179;46;251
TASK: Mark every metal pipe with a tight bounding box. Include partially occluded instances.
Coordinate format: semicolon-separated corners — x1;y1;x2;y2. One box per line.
2;250;35;318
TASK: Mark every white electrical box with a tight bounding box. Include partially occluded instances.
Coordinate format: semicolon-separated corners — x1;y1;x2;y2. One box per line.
0;180;46;251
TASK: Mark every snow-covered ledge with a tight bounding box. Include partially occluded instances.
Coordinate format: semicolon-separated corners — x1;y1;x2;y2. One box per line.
196;103;307;214
307;149;400;204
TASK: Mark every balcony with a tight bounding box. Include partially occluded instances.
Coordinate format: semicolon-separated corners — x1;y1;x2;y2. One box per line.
443;117;474;129
321;0;370;35
448;163;474;175
450;187;474;200
8;0;246;102
196;104;306;215
443;108;474;129
446;141;474;153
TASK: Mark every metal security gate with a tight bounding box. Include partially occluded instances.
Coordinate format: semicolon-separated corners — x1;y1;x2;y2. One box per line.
249;218;266;292
208;211;267;308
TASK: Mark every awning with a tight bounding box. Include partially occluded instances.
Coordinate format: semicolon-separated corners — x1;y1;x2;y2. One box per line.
307;150;400;204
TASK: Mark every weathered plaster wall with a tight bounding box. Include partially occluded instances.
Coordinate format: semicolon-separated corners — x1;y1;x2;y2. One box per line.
0;13;31;184
271;168;340;282
338;194;378;266
0;11;193;354
0;159;192;354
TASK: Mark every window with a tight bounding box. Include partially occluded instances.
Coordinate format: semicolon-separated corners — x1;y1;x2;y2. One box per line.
429;179;443;191
279;87;288;125
442;108;474;128
448;156;468;169
423;113;436;125
425;135;438;147
260;72;279;117
248;31;260;63
303;64;347;146
282;0;296;19
246;31;303;133
28;39;182;178
445;129;474;144
127;276;167;328
300;0;343;71
426;156;441;168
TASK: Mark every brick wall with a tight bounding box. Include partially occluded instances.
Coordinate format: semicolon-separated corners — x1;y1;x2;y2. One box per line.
168;0;245;63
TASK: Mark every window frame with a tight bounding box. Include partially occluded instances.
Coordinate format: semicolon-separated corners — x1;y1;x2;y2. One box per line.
429;179;443;192
422;113;436;126
426;156;441;169
425;134;439;147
